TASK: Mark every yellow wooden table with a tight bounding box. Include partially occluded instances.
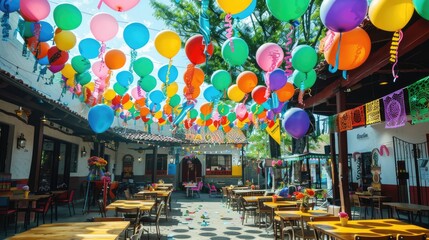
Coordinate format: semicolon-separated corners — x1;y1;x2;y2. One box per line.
383;202;429;224
8;221;130;240
243;195;284;203
135;190;169;197
106;200;155;212
308;218;429;240
275;209;331;221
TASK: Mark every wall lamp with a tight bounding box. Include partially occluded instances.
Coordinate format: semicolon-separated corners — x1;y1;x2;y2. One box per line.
17;133;26;149
81;146;87;157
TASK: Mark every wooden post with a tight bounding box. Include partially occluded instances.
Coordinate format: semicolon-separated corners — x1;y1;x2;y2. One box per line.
28;113;44;192
151;146;158;183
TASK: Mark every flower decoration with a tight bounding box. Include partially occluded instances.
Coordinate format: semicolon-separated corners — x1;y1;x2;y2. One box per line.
22;185;29;191
294;188;315;207
338;211;349;219
87;156;108;169
272;159;284;168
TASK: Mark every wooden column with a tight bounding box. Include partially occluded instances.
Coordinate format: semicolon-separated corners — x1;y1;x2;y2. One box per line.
28;113;44;192
151;146;158;183
329;133;340;204
336;91;351;215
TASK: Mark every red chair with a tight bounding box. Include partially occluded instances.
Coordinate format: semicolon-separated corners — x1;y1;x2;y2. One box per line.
208;183;218;197
191;182;203;198
55;190;75;218
31;196;53;226
0;197;17;236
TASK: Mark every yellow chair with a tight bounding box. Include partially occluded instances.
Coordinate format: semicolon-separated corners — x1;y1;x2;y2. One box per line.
397;234;427;240
354;235;393;240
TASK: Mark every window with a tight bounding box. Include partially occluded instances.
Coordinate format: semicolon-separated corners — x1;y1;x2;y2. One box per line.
0;123;10;173
206;154;232;175
70;144;78;173
145;154;167;175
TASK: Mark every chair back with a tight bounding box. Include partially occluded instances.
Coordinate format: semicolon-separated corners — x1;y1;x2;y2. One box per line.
124;189;132;200
41;197;53;213
327;205;340;216
351;194;361;207
354;235;393;240
198;181;203;190
130;224;145;240
115;207;141;223
257;197;271;212
68;190;75;202
222;187;228;197
211;184;217;191
397;234;427;240
155;201;165;222
98;199;106;217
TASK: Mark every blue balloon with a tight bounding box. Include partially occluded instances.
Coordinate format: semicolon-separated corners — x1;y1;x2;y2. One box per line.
262;100;272;110
282;107;310;139
116;71;134;87
149;102;161;112
173;102;194;125
149;90;165;104
0;0;20;12
78;38;101;59
232;0;257;20
30;21;54;42
123;22;149;50
203;85;221;102
158;64;178;83
37;56;49;65
88;104;114;134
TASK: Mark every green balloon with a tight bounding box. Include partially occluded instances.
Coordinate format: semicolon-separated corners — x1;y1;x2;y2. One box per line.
76;72;91;85
291;45;318;73
71;56;90;74
113;82;128;96
19;21;33;38
292;69;317;90
227;112;236;122
133;57;154;77
169;94;181;107
217;103;230;116
200;113;212;121
211;70;232;91
189;109;198;119
221;37;249;66
53;4;82;30
266;0;310;22
251;103;264;115
413;0;429;20
138;75;156;92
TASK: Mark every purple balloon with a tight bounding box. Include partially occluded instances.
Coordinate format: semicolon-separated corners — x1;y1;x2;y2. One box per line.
48;64;65;73
320;0;367;32
283;107;310;139
269;69;287;91
272;101;285;114
267;110;274;120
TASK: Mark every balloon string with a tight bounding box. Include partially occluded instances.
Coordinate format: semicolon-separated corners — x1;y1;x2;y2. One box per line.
97;0;103;9
264;49;281;99
129;49;137;73
298;73;306;105
29;22;41;53
184;64;195;101
328;32;342;74
165;58;173;85
390;30;403;82
137;85;143;99
284;25;295;77
224;14;234;52
98;42;106;62
342;70;347;80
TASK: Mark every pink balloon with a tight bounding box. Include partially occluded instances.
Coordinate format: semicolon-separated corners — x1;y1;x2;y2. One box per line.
256;43;284;72
235;103;247;119
90;13;118;42
102;0;140;12
92;61;109;78
131;86;146;100
48;64;65;74
20;0;50;22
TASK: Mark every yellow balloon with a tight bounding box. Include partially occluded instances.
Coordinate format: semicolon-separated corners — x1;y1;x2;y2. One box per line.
154;111;163;119
66;78;75;87
196;118;204;126
368;0;414;32
85;82;95;92
236;120;245;128
227;84;246;102
61;63;76;79
103;89;116;101
208;124;217;132
216;0;252;14
123;101;133;110
154;30;181;59
54;30;76;51
166;82;178;98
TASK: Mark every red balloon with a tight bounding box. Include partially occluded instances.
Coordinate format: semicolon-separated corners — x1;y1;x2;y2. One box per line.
185;35;214;65
251;85;268;104
47;46;69;66
237;112;248;121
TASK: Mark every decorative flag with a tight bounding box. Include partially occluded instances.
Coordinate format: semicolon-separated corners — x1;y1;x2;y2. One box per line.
338;110;352;132
351;106;365;127
365;100;381;125
382;89;406;128
408;76;429;124
328;114;338;133
266;119;281;145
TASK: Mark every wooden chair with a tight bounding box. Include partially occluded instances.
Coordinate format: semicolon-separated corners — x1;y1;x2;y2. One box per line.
351;194;368;219
326;205;340;216
256;197;272;228
115;207;141;238
98;199;107;217
0;197;17;236
163;190;173;220
354;235;393;240
396;234;427;240
310;216;340;240
239;196;257;225
124;189;132;200
140;201;165;240
275;206;298;240
31;196;53;226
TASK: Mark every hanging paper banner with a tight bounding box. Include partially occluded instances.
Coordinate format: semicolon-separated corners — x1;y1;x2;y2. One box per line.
266;119;281;145
338;110;352;132
382;89;406;128
351;105;365;127
407;76;429;124
365;99;381;125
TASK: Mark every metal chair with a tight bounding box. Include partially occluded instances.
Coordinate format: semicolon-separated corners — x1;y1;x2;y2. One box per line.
239;196;257;225
140;201;165;240
55;189;75;217
396;234;427;240
115;207;141;238
31;196;53;226
310;216;341;240
0;197;17;236
354;235;393;240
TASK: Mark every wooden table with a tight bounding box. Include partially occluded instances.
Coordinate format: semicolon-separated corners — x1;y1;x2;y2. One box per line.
357;194;390;219
232;189;266;196
183;184;197;197
383;202;429;224
8;221;130;240
9;194;51;228
308;218;429;240
106;200;155;212
243;196;284;203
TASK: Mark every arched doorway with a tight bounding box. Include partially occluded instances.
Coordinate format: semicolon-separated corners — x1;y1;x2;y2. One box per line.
181;157;202;183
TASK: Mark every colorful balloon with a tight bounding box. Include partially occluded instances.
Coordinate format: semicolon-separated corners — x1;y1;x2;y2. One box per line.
123;22;149;49
185;34;214;65
369;0;414;32
76;72;92;86
256;43;284;72
266;0;310;22
105;49;126;70
203;86;221;102
116;71;134;87
20;0;50;22
216;0;252;14
158;64;178;83
30;21;53;42
237;71;258;93
218;103;230;116
92;61;110;78
113;82;128;96
133;57;153;77
221;37;249;66
54;30;76;51
47;46;69;66
102;0;140;12
291;45;318;73
169;94;181;107
71;56;91;74
232;0;257;19
251;85;268;104
149;90;165;104
211;70;231;91
320;0;367;32
166;82;179;98
227;84;246;102
53;3;82;30
413;0;429;20
78;38;100;59
88;104;114;133
48;64;65;74
154;30;181;59
291;69;317;90
283;108;310;139
138;75;157;92
268;69;287;91
90;13;118;42
0;0;20;12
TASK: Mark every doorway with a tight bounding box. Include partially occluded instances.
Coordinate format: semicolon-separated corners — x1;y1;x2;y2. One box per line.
181;157;202;183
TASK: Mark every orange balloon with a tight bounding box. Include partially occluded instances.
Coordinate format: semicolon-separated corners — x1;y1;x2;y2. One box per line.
191;67;205;87
105;49;126;70
140;106;150;116
275;82;295;102
163;104;172;115
200;102;213;115
33;42;50;59
258;110;267;119
237;71;258;93
134;98;146;110
324;27;371;71
184;86;201;99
